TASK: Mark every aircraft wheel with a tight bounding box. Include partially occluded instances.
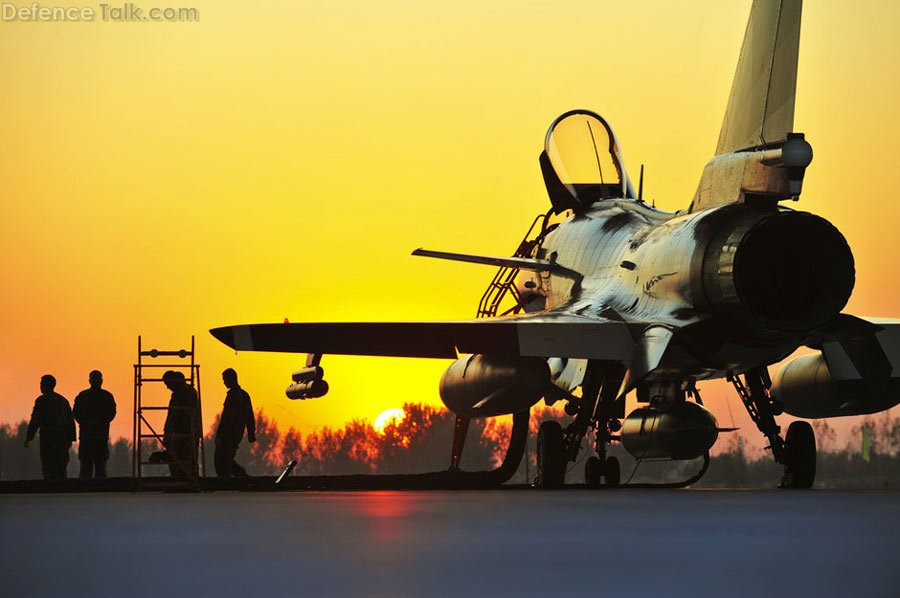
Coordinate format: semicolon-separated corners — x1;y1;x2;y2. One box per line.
585;456;603;488
537;421;566;488
782;421;816;489
604;456;621;486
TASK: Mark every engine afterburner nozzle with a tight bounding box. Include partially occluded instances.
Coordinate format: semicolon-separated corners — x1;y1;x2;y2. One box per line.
702;209;854;332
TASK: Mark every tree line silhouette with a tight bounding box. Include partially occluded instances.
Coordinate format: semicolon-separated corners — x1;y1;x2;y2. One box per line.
2;403;899;487
0;403;514;480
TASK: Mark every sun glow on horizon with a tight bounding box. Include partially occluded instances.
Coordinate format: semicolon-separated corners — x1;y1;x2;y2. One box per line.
373;408;406;434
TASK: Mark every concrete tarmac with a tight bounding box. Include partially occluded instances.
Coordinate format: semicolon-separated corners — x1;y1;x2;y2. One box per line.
1;489;898;597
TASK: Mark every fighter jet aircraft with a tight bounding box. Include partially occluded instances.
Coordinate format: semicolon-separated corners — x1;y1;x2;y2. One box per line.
211;0;900;488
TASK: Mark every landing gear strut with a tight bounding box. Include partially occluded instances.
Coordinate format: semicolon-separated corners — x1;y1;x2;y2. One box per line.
535;362;625;489
729;369;816;488
585;454;620;487
448;416;471;472
535;367;715;489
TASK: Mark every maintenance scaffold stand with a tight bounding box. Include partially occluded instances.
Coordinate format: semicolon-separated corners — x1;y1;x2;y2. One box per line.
132;336;206;490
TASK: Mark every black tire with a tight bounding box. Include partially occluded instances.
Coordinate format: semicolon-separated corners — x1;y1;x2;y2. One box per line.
782;421;816;489
604;456;621;487
537;420;566;488
585;456;603;487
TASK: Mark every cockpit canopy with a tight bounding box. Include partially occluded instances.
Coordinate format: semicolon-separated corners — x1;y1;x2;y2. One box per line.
540;110;636;213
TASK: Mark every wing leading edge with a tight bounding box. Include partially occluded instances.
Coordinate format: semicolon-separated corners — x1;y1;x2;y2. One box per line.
210;314;635;360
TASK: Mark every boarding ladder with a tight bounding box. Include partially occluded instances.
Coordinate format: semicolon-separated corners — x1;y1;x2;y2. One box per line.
132;336;206;490
475;210;554;318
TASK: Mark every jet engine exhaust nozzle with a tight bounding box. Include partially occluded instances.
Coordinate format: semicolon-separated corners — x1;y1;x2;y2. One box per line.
703;210;855;332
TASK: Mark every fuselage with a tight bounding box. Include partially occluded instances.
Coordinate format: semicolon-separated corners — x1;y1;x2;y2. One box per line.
520;197;855;384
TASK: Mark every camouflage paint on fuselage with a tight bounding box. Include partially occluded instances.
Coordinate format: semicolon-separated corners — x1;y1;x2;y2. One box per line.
526;198;809;391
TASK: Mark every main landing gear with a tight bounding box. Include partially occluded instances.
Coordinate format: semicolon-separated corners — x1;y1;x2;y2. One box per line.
729;368;816;488
536;420;565;488
783;420;816;488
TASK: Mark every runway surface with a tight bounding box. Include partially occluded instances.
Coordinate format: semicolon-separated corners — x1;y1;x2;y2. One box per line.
2;489;899;597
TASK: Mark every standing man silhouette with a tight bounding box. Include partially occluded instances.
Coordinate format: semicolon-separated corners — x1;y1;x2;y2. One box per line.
25;375;76;480
73;370;117;478
162;370;200;478
214;368;256;477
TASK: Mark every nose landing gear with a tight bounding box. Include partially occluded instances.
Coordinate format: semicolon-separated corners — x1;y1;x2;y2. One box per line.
536;361;627;489
585;455;620;487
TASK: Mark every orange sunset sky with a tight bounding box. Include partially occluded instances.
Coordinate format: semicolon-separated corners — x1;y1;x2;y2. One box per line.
1;0;899;451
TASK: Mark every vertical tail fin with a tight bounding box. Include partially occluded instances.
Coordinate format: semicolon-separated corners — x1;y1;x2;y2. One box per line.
715;0;803;155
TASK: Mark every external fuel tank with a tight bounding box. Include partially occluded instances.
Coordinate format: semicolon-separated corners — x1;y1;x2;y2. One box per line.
621;402;719;461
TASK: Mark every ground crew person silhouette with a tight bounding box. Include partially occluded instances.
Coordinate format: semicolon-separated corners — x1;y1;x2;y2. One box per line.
162;370;200;478
25;375;76;480
73;370;116;478
214;368;256;477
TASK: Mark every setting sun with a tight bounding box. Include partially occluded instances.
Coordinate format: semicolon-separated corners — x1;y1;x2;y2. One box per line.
373;408;406;434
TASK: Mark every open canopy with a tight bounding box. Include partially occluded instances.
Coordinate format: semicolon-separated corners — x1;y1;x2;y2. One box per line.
540;110;636;213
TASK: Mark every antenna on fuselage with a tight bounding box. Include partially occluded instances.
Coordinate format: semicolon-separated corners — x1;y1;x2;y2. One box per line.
638;164;644;202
